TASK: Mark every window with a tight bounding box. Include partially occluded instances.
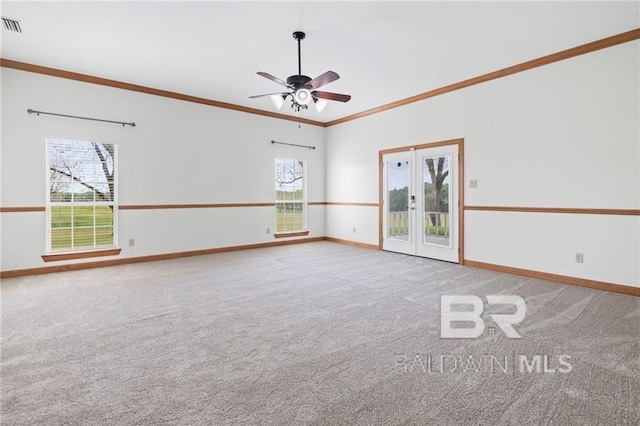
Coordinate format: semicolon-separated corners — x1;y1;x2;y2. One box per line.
275;159;307;235
47;138;117;253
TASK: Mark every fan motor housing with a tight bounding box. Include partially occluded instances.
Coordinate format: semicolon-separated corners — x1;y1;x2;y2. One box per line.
287;74;312;89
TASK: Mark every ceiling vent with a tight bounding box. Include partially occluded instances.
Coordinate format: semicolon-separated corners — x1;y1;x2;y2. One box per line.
2;17;22;33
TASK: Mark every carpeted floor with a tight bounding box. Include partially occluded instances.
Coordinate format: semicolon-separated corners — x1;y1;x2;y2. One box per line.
1;241;639;425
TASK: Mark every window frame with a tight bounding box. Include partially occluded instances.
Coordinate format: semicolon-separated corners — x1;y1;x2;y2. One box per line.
45;138;119;257
274;158;309;237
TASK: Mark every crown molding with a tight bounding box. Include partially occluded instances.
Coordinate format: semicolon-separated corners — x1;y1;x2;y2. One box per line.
2;28;638;128
0;58;326;127
325;28;640;126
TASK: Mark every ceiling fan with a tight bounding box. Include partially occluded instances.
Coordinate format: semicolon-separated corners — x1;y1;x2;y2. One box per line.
250;31;351;113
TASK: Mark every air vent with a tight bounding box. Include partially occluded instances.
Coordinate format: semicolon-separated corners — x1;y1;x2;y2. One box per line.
2;17;22;33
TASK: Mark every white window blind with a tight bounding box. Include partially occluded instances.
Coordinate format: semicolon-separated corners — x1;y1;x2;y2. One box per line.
47;138;118;252
275;159;306;233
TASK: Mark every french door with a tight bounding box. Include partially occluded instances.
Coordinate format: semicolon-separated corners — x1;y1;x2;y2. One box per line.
381;142;460;263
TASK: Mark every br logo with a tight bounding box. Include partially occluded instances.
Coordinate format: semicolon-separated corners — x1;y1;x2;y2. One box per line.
440;295;526;339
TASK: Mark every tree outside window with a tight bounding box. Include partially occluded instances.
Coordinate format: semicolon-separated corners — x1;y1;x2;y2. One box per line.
47;139;117;252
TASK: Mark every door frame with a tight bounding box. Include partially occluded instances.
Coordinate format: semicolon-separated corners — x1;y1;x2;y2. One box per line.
378;138;465;265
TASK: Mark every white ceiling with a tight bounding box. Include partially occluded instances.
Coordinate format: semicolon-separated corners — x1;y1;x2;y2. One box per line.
1;1;638;123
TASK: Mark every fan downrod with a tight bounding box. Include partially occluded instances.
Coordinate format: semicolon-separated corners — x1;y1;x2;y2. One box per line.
293;31;306;75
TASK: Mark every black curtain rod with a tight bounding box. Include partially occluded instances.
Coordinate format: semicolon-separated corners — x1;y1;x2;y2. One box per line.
27;109;136;127
271;140;315;150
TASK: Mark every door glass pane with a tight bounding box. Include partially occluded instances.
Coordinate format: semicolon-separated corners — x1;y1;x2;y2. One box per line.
423;155;451;246
388;160;410;241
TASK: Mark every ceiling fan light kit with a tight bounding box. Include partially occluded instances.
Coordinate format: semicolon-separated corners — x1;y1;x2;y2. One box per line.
270;94;286;110
314;98;328;112
250;31;351;115
294;88;311;105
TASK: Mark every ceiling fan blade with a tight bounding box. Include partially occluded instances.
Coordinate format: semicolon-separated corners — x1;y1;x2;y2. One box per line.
257;72;292;89
306;71;340;90
312;90;351;102
249;92;289;99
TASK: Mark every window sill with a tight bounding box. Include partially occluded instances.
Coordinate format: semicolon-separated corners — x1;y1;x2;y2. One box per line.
274;231;310;239
42;248;122;262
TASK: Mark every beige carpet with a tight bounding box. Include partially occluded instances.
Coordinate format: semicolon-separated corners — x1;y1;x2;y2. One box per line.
2;241;639;425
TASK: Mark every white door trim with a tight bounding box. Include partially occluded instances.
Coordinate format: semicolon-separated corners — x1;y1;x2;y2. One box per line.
378;139;465;264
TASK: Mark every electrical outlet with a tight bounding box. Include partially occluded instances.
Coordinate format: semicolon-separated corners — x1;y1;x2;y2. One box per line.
575;253;584;263
352;227;357;233
470;180;478;189
266;228;271;234
129;238;135;247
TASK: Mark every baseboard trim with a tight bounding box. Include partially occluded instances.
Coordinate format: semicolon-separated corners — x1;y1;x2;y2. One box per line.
0;237;325;279
3;239;637;298
464;259;640;297
325;237;379;250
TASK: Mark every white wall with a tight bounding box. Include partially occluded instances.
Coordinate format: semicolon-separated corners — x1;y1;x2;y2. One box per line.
2;41;639;288
1;69;326;271
326;41;640;287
